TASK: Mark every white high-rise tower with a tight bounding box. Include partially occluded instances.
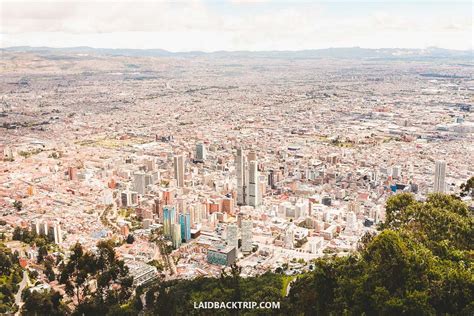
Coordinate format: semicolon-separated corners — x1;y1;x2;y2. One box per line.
248;154;259;207
174;155;185;187
236;148;247;205
434;160;446;193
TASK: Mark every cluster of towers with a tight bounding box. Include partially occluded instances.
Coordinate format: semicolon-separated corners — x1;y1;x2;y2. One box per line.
163;206;191;249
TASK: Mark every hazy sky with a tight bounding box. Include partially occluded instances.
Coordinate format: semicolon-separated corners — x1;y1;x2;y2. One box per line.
1;0;472;51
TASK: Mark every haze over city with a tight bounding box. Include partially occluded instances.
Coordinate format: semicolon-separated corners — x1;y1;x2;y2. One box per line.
1;0;473;51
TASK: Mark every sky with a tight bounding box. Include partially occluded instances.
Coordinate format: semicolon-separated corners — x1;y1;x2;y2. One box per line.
0;0;472;51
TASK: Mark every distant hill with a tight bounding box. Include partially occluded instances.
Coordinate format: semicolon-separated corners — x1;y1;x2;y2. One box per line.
2;46;472;60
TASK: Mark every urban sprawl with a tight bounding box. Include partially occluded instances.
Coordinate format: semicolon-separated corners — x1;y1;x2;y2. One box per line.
1;48;472;304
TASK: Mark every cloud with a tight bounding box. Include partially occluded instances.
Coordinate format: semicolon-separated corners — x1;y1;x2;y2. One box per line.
0;0;472;50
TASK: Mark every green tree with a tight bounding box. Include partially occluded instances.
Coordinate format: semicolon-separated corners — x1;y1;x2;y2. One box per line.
45;259;56;282
460;176;474;197
126;234;135;244
59;240;134;315
22;289;67;316
0;243;23;313
13;200;23;211
285;193;473;315
59;242;96;307
381;192;417;229
37;245;48;263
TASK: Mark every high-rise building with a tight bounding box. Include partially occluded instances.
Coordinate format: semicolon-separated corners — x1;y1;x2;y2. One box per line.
241;219;253;253
163;206;176;238
31;219;41;235
51;223;63;244
174;155;185;187
268;169;275;189
434;160;446;193
195;143;206;162
121;190;138;207
179;213;191;242
172;223;182;249
392;165;401;179
31;220;62;244
235;148;247;205
226;224;238;252
133;171;147;195
248;159;260;207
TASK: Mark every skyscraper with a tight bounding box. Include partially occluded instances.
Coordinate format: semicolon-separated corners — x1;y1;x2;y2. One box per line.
174;155;185;187
52;222;63;244
179;213;191;242
195;143;206;162
248;157;259;207
172;223;182;249
434;160;446;193
163;206;176;238
133;171;147;195
236;148;247;205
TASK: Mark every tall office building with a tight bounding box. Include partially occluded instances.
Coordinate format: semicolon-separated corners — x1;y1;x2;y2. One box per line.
434;160;446;193
163;206;176;238
172;223;182;249
235;148;247;205
226;223;238;252
133;172;147;195
195;143;206;162
392;165;401;179
179;213;191;242
248;159;260;207
174;155;185;187
241;219;253;253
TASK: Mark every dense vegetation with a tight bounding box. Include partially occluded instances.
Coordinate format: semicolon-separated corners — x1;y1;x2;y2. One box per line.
12;226;55;248
17;240;134;315
58;240;134;315
22;289;67;316
142;268;284;315
0;243;22;313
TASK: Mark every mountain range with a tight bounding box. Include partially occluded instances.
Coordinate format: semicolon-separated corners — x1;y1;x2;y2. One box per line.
2;46;472;60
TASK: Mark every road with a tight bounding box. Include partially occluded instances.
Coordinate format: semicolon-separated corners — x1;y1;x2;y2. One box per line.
14;270;29;314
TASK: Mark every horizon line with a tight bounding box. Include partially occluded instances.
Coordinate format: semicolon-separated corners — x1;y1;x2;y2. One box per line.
2;45;473;54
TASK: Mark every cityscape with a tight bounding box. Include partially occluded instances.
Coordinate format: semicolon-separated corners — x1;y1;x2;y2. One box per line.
0;0;473;315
